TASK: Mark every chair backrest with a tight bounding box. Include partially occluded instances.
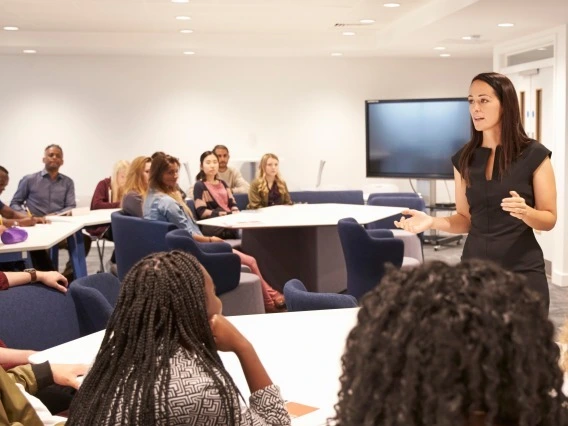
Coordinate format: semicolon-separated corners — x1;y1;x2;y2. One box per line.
366;195;426;231
367;192;420;203
233;193;249;211
337;217;404;300
111;211;177;280
71;273;121;307
289;190;364;205
186;199;198;218
0;284;82;350
165;229;241;295
69;284;114;335
283;279;357;312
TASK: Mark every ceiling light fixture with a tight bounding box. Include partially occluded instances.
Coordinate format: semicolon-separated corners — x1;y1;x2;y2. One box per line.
433;46;446;50
360;19;375;24
176;16;191;20
3;26;19;31
342;31;356;36
180;29;193;33
331;52;343;56
23;49;36;54
462;36;472;40
183;51;195;55
440;53;451;57
383;3;401;7
497;23;514;27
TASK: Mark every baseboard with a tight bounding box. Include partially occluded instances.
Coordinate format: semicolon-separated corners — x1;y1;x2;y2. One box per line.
552;268;568;287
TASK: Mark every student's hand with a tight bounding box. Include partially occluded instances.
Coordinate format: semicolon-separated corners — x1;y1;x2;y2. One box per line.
209;314;251;354
32;216;50;224
50;364;90;389
218;211;228;216
394;209;434;234
501;190;530;220
210;236;224;243
15;217;36;227
37;271;68;293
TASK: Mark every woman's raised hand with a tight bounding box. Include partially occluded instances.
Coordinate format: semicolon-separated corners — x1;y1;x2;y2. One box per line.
394;209;434;234
209;314;251;354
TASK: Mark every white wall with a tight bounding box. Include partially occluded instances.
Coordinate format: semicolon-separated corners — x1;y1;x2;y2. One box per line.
0;56;491;203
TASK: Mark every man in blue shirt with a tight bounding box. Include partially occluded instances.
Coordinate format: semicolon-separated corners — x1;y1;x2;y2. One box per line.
9;145;91;278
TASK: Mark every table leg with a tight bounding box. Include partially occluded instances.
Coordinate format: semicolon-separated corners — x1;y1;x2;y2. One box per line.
67;231;87;279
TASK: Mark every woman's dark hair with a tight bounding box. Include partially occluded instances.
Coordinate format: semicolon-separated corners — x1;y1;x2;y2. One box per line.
195;150;219;182
333;260;567;426
149;153;179;192
459;72;531;185
67;251;241;425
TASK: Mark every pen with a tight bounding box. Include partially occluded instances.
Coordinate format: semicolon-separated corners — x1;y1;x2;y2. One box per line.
26;207;32;217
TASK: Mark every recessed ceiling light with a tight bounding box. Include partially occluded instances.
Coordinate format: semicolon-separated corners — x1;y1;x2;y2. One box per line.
433;46;446;51
176;16;191;20
331;52;343;56
180;29;193;34
497;23;514;27
462;36;473;40
183;51;195;55
3;26;19;31
383;3;400;7
342;31;356;36
440;53;451;57
171;0;189;2
23;49;36;54
360;19;375;24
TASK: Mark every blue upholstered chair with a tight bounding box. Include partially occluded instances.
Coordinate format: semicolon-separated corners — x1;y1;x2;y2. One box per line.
111;211;177;280
366;194;426;231
0;284;82;350
71;272;121;307
367;192;420;203
289;190;364;205
283;279;357;312
186;199;198;219
165;229;264;315
69;283;114;335
337;217;404;300
233;193;249;211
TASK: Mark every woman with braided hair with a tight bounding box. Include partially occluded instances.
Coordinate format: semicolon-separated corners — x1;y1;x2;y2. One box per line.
66;251;290;425
143;153;286;313
333;260;567;426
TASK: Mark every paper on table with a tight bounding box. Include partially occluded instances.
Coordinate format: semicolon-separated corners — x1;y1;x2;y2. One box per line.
285;401;319;418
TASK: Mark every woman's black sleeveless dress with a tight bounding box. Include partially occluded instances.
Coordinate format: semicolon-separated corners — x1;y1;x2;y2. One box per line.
451;140;551;310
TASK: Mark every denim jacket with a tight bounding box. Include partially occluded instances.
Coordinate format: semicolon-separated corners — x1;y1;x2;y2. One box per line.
143;189;202;236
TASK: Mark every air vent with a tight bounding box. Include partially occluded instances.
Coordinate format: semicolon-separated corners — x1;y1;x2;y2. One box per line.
334;22;369;27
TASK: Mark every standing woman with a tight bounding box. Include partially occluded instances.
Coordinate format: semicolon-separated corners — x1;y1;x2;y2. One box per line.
395;72;557;311
143;154;286;313
247;154;292;210
193;151;239;239
121;156;152;218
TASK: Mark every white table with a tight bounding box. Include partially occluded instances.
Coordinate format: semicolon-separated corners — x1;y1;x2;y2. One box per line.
0;222;90;277
30;308;359;426
198;204;404;293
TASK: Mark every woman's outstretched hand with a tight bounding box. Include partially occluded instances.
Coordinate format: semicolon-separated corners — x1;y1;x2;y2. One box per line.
394;209;434;234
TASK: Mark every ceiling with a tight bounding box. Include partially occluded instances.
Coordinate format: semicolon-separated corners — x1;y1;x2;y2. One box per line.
0;0;566;58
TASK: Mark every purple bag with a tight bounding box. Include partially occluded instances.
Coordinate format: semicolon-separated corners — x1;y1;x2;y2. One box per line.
1;227;28;244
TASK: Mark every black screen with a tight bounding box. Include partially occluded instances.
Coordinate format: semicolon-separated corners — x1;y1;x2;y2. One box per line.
366;98;471;179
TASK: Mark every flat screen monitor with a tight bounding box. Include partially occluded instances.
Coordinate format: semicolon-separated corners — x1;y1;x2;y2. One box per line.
366;97;471;179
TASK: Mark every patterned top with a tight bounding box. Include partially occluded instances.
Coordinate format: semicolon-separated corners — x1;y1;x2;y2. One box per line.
113;347;291;425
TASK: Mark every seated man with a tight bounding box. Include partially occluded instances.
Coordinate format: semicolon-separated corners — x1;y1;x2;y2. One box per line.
333;260;567;426
213;144;250;194
9;145;91;278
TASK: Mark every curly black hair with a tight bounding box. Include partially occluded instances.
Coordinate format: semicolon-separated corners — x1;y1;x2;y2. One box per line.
333;260;567;426
66;251;241;425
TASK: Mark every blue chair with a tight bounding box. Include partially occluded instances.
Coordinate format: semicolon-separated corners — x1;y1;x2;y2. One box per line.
165;229;264;315
283;279;357;312
0;284;82;350
289;190;364;205
111;211;177;280
69;284;114;336
233;193;249;211
71;272;121;307
366;194;426;231
186;199;198;219
367;192;420;203
337;218;404;300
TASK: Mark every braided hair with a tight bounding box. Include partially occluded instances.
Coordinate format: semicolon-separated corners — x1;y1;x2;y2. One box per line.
333;260;567;426
67;251;241;425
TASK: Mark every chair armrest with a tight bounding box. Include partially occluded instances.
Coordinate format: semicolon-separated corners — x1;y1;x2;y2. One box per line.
198;241;233;253
241;265;251;273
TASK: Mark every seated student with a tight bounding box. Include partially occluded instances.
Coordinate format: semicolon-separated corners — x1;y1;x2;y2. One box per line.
66;251;291;425
120;156;151;218
1;360;87;426
143;154;286;313
193;150;240;239
333;259;567;426
248;153;292;210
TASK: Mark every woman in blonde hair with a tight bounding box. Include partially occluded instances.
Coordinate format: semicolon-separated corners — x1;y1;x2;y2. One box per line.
143;154;287;313
121;156;152;218
247;153;292;210
90;160;130;211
